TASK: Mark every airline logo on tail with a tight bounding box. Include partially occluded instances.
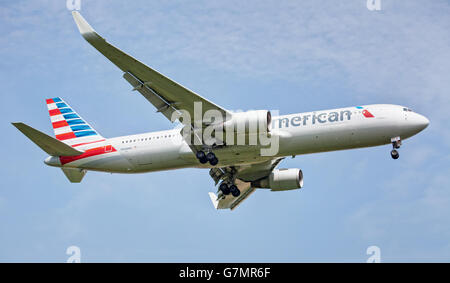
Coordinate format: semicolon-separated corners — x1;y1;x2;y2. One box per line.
46;97;104;146
45;97;117;166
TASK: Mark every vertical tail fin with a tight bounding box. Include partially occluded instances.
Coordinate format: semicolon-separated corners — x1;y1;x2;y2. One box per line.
46;97;105;147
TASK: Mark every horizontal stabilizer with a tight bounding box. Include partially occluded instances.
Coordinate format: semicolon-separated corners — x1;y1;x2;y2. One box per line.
61;168;86;183
12;122;83;156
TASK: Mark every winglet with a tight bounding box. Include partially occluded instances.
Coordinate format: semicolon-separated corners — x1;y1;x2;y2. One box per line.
208;192;219;210
72;11;96;36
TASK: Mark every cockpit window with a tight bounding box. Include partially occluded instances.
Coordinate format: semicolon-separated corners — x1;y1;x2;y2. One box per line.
403;108;413;112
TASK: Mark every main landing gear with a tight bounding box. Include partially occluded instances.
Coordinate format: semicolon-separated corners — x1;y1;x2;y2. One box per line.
210;167;241;198
219;182;240;197
196;150;218;166
390;137;401;160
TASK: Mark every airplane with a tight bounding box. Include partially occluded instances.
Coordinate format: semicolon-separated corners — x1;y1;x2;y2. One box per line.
12;12;429;210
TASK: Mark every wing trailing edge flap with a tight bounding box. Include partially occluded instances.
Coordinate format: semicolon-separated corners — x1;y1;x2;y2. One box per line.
122;72;177;121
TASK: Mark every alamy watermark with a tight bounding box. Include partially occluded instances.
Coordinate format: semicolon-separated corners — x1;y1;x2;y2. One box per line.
366;245;381;263
66;245;81;263
66;0;81;11
367;0;381;11
170;102;280;156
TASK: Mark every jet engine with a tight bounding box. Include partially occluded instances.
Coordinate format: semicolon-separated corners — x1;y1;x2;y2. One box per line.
252;168;303;191
223;110;272;135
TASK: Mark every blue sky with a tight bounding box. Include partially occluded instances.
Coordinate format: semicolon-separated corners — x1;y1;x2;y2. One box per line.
0;0;449;262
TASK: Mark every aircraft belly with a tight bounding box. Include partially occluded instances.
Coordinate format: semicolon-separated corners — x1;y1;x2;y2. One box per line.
129;142;194;172
63;151;134;173
280;119;395;156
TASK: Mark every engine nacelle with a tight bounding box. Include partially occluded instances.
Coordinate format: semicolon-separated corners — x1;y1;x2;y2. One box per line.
223;110;272;135
252;168;303;191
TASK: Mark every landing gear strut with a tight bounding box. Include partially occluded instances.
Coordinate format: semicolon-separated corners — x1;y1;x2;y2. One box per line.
196;150;218;166
390;137;401;160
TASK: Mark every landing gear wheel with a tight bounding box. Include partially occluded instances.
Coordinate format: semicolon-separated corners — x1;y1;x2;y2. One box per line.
219;183;230;195
196;151;208;164
206;152;218;166
390;137;401;160
230;185;240;197
209;157;219;166
206;152;216;162
391;149;399;160
196;151;205;160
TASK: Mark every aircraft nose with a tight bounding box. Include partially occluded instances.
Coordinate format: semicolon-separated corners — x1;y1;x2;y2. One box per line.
410;112;430;132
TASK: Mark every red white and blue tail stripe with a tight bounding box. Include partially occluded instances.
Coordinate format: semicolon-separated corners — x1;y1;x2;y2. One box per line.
46;97;105;147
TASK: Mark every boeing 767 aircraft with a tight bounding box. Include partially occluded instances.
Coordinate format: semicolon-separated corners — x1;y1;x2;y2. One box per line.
12;12;429;210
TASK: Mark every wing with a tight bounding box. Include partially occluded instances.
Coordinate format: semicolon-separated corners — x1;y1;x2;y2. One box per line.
72;11;230;123
208;158;284;210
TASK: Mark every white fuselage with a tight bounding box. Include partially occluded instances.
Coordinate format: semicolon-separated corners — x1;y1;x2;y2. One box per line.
44;104;429;173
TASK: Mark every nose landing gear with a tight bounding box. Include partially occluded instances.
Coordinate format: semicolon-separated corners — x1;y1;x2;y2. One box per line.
391;149;399;159
390;137;401;160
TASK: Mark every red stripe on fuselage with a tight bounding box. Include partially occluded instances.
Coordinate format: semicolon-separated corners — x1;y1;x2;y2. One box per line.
49;109;61;116
60;146;117;165
56;132;76;140
72;139;106;147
